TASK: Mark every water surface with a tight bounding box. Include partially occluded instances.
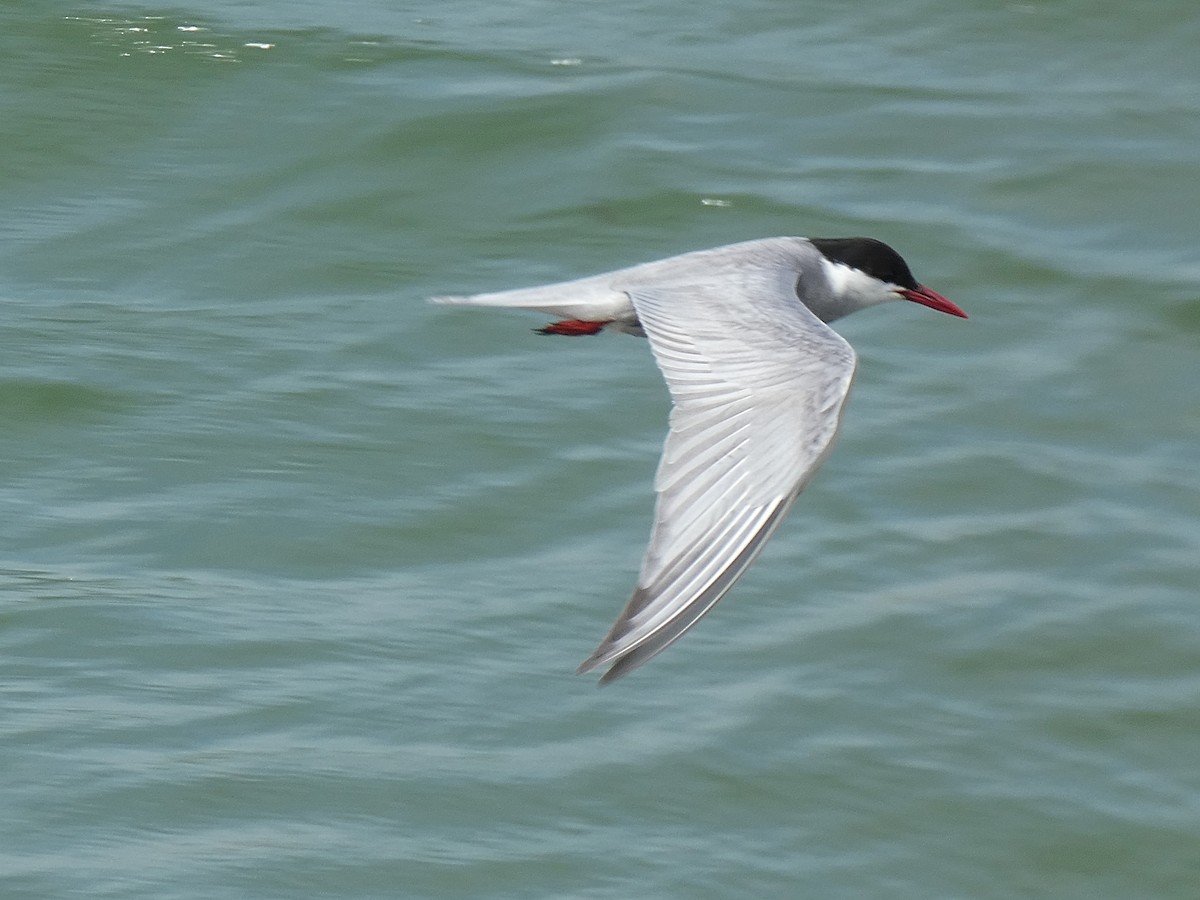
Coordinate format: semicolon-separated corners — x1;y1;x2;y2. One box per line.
3;2;1198;898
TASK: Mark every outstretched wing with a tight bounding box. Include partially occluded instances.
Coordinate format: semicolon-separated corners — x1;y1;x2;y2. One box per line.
578;263;857;682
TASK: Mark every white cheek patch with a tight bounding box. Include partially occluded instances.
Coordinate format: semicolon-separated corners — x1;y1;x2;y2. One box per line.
818;259;898;306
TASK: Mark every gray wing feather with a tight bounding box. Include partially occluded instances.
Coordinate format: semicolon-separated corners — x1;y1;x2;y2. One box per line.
578;255;857;682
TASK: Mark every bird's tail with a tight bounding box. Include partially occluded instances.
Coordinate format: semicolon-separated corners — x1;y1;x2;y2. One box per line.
429;272;630;324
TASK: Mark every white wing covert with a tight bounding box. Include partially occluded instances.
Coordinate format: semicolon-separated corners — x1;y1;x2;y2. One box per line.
578;259;857;682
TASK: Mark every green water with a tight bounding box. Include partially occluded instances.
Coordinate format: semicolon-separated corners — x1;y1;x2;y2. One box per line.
3;3;1199;898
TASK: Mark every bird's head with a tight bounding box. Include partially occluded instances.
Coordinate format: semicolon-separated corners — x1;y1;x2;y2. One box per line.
809;237;967;322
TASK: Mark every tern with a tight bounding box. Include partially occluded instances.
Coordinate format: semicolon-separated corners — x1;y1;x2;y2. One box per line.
433;236;966;683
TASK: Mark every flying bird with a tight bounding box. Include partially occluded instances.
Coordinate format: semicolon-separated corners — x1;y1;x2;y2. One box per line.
432;237;966;683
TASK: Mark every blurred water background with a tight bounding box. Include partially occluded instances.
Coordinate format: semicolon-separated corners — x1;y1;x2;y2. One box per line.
2;2;1199;897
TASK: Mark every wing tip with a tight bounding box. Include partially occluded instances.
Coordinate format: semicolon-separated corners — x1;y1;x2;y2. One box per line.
575;632;644;685
574;654;603;677
576;499;796;684
575;647;645;685
573;584;658;682
575;640;622;680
